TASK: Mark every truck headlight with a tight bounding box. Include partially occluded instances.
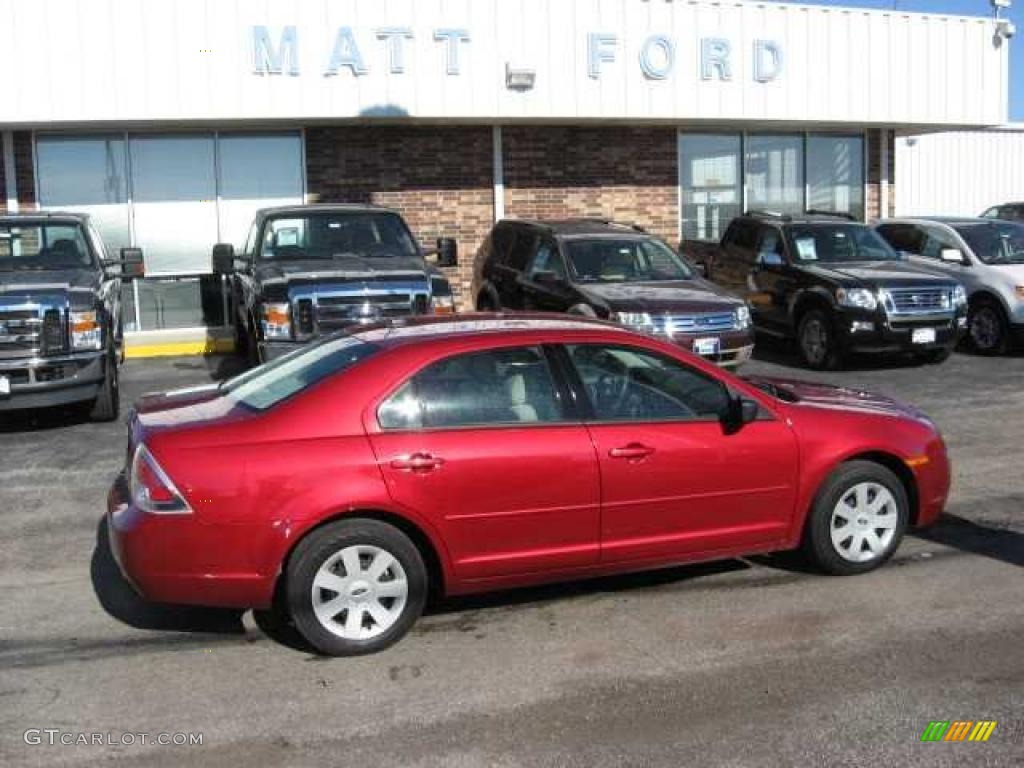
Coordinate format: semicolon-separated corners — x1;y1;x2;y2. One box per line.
430;279;456;315
614;312;655;331
261;303;292;340
734;305;751;330
836;288;878;311
70;310;102;350
952;285;967;308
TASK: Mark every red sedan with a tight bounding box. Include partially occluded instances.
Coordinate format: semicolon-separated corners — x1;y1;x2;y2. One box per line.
107;315;950;656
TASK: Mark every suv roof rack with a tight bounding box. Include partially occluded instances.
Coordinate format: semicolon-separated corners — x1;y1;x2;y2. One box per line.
803;209;857;221
744;210;793;222
561;217;648;233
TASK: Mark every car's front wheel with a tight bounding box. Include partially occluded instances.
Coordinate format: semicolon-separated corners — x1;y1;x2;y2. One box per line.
89;349;120;422
802;461;909;575
285;519;427;656
797;309;841;370
967;300;1007;355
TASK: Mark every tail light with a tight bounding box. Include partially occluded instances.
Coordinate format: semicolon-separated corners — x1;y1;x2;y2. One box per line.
130;444;192;515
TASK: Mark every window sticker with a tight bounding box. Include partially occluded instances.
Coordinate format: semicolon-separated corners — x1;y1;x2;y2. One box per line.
795;238;818;261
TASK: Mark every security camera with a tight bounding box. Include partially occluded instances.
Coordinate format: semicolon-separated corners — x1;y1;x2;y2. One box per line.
996;18;1016;38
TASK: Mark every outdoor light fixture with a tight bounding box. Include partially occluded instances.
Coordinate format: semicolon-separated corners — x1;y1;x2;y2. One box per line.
505;63;536;91
992;0;1015;40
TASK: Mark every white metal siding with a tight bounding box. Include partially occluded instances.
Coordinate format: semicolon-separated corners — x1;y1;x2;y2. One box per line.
895;127;1024;217
0;0;1007;127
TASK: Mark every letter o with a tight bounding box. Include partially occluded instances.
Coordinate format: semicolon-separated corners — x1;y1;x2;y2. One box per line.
640;35;675;80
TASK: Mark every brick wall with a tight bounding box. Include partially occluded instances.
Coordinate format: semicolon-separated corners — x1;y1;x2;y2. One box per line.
502;127;680;245
305;126;494;307
866;128;895;221
14;132;36;210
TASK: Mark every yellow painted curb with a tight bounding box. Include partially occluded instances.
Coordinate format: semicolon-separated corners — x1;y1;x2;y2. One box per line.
125;338;236;359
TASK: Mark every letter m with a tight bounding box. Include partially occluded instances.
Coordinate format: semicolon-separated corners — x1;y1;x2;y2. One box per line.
253;26;299;76
920;721;950;742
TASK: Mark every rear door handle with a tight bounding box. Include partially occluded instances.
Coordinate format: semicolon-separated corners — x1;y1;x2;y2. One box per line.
608;443;655;460
390;453;445;472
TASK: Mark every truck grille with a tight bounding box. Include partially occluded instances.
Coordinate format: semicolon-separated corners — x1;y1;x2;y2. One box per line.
883;287;951;314
0;303;68;359
650;311;736;335
290;280;431;336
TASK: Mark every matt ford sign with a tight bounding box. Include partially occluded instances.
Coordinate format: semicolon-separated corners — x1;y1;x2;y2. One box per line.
251;25;785;84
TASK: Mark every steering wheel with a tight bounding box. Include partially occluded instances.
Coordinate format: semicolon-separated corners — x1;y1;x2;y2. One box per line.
594;371;631;416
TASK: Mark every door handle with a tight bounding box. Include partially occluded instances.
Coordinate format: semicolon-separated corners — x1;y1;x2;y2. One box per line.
608;443;655;460
390;453;445;472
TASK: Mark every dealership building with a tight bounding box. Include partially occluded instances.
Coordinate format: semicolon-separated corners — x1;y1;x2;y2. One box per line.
0;0;1012;350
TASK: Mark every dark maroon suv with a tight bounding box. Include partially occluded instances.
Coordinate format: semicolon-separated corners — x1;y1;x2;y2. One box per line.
473;219;754;367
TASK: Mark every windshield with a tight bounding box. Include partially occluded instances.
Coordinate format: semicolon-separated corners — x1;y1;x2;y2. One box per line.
564;238;693;283
0;222;92;271
787;224;899;263
954;221;1024;265
259;211;419;261
221;335;379;411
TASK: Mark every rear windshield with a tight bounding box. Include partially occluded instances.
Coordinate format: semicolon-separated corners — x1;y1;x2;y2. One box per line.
221;335;379;411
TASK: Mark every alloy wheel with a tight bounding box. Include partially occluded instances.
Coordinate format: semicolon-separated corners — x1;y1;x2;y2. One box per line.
801;317;828;365
311;545;408;640
829;482;898;563
970;306;1002;352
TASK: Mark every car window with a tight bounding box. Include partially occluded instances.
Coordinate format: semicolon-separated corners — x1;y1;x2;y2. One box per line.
567;344;730;422
875;223;924;254
378;346;566;430
980;207;999;219
728;221;759;251
527;241;567;280
756;228;785;261
506;228;537;272
919;227;961;260
953;221;1024;265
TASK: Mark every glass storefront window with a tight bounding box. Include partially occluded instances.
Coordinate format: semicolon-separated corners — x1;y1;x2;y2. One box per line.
807;135;864;221
680;134;742;242
745;134;804;216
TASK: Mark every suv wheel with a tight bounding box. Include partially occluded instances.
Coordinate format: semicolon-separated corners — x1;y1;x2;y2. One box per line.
797;309;840;370
285;519;427;656
968;301;1007;355
89;349;120;422
802;461;908;575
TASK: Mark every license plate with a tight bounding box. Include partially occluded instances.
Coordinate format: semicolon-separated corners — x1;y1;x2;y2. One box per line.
0;375;9;397
694;337;721;356
912;328;937;345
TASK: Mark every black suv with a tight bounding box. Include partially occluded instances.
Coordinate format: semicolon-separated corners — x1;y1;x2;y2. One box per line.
473;219;754;367
0;212;143;420
698;212;967;369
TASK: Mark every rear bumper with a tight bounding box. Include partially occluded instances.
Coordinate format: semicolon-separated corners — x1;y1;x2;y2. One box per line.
0;352;105;411
106;475;275;610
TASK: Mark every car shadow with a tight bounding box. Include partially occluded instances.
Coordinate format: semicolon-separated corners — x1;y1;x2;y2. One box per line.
750;335;944;372
910;512;1024;568
91;517;246;634
0;402;92;433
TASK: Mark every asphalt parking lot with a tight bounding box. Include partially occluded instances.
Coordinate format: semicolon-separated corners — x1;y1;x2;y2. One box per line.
1;344;1022;767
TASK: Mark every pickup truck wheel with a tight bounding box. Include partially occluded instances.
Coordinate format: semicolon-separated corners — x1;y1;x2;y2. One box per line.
801;460;908;576
286;519;427;656
968;301;1007;355
89;350;120;422
797;310;840;370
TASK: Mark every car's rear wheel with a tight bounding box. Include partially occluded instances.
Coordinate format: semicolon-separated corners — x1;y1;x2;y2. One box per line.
797;309;840;370
802;461;909;575
285;519;427;656
967;301;1007;355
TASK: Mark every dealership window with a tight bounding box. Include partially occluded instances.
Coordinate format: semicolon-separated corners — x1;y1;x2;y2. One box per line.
680;132;865;242
35;131;303;332
807;135;864;221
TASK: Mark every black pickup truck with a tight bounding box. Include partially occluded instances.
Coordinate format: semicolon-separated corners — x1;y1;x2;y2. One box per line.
694;211;968;369
213;205;458;365
0;212;143;420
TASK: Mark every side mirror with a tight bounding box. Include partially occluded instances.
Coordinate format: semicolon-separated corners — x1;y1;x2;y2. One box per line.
115;247;145;279
212;243;236;274
692;261;708;278
532;270;564;287
722;395;759;434
940;248;965;264
435;237;458;268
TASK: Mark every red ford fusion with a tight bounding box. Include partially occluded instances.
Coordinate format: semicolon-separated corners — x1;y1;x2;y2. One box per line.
107;314;951;656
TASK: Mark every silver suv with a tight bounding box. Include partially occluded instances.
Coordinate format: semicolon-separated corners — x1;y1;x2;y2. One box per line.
875;218;1024;354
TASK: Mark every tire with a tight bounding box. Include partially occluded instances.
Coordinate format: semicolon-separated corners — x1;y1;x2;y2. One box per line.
797;309;841;370
89;350;120;422
801;460;909;576
285;519;427;656
967;300;1008;355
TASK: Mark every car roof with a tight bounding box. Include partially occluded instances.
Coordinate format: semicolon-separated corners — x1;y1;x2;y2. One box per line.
256;203;398;218
884;216;1002;226
740;211;863;226
499;218;650;238
0;211;90;224
349;312;631;348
